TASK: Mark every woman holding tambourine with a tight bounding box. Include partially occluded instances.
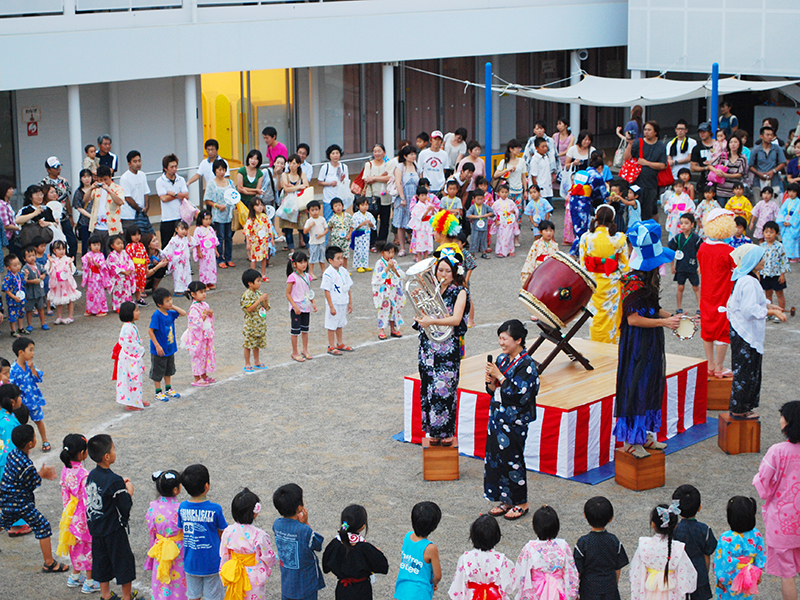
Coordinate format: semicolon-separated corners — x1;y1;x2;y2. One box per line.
484;319;539;521
614;220;690;459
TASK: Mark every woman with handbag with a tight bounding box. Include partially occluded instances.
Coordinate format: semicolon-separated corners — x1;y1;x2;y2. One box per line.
15;185;57;250
623;120;668;220
363;144;392;245
713;133;748;203
392;145;419;257
280;154;311;251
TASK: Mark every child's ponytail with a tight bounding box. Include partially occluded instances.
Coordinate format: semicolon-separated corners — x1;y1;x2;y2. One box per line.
0;383;20;414
338;504;368;553
59;433;87;469
651;502;680;587
152;469;182;498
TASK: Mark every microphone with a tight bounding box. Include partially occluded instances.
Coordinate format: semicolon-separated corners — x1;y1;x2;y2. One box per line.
487;354;493;364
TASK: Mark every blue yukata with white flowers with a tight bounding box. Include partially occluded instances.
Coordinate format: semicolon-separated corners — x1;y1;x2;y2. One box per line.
483;352;539;507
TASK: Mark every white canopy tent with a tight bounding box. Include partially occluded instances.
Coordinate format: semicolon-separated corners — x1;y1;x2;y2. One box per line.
491;74;800;107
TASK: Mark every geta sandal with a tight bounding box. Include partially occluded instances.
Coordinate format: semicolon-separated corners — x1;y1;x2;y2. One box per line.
503;506;529;520
488;505;510;517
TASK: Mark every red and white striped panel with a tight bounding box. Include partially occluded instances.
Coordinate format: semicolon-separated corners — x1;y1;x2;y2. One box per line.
402;364;707;478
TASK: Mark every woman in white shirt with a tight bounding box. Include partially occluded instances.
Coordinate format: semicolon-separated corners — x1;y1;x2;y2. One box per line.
363;143;392;244
443;127;468;177
317;144;349;223
564;130;596;171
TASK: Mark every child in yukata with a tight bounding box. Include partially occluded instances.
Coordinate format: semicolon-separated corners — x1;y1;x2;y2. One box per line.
163;221;194;294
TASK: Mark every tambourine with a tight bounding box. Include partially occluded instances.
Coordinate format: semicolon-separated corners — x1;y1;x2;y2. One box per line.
673;315;697;341
265;205;276;220
223;188;241;207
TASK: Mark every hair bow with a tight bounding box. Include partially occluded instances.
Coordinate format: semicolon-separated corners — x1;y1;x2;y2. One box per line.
163;472;176;480
342;521;350;531
253;502;262;516
152;470;163;479
656;500;682;527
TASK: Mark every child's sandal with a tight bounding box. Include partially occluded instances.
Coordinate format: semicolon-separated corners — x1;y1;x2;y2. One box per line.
327;346;342;356
42;442;51;452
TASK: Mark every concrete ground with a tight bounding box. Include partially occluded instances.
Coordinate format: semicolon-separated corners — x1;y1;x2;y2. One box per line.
0;203;797;600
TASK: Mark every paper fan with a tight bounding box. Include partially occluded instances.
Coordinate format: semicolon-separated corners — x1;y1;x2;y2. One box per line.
223;188;241;207
265;205;276;220
46;200;62;221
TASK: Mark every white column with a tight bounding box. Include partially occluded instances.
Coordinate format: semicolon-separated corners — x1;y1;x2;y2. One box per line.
109;82;120;153
570;50;582;133
64;0;75;16
382;63;395;155
309;68;322;165
630;69;643;118
185;75;200;205
67;86;82;196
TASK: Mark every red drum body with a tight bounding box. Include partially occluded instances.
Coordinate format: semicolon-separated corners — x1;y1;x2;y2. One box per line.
519;251;596;329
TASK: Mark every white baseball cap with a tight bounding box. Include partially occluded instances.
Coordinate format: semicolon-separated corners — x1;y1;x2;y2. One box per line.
45;156;61;169
431;130;444;139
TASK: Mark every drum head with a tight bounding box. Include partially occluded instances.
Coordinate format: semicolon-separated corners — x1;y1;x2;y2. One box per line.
551;251;597;292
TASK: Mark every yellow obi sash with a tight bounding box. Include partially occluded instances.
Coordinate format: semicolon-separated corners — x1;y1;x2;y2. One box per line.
645;567;676;592
132;257;147;265
56;496;78;556
220;551;256;600
147;531;183;584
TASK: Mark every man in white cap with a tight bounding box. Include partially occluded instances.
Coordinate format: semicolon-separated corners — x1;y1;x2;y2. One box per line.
418;131;450;195
41;156;77;257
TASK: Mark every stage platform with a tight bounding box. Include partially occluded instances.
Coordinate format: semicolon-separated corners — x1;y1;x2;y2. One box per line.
402;338;708;479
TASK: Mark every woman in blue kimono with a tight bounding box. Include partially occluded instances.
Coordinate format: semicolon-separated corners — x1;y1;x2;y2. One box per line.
569;151;609;256
483;319;540;521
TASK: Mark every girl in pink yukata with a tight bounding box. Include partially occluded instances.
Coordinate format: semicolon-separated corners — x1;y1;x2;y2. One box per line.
515;506;579;600
145;469;187;600
448;515;515;600
409;187;437;261
106;235;136;312
493;184;519;258
163;220;194;294
47;240;81;324
113;302;147;411
181;281;216;387
192;210;219;289
81;235;109;316
219;488;276;600
753;400;800;600
58;434;99;594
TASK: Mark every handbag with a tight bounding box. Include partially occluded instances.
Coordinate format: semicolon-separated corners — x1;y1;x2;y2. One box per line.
337;179;354;209
707;164;728;185
490;159;508;190
350;167;365;196
613;138;627;168
619;139;643;184
295;186;314;211
657;164;675;187
18;221;54;248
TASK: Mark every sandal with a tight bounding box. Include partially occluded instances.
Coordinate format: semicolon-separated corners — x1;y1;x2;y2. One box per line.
488;504;510;517
327;346;342;356
254;364;268;370
218;262;228;269
504;506;529;521
243;366;255;372
428;437;441;446
302;352;313;360
378;331;387;340
623;443;651;458
8;524;32;537
42;560;69;573
42;442;51;452
390;331;402;338
336;344;353;352
715;370;734;379
125;405;144;410
291;355;306;363
730;411;759;420
441;437;454;447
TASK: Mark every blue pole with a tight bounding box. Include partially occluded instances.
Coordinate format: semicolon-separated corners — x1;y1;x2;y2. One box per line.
485;62;492;171
710;62;719;134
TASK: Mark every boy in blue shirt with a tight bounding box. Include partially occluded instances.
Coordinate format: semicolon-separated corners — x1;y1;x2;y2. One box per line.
272;483;325;600
148;287;186;402
178;464;228;600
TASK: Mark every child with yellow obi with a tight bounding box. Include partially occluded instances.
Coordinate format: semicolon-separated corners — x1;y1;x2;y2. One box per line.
220;488;276;600
145;470;187;600
579;205;629;344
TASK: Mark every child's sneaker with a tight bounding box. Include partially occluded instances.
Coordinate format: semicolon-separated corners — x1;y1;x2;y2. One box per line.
67;574;85;588
81;579;100;594
165;389;181;399
155;391;169;402
675;308;684;314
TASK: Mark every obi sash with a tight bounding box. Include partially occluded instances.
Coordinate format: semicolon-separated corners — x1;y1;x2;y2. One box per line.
467;581;502;600
219;550;256;600
350;228;368;249
56;495;78;556
531;568;566;600
645;567;675;592
340;577;368;587
731;555;761;596
584;255;619;275
132;257;147;265
111;343;121;381
147;531;184;584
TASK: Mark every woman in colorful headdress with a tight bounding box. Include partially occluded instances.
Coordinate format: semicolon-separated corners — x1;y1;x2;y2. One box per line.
413;248;471;446
431;209;462;254
569;151;609;256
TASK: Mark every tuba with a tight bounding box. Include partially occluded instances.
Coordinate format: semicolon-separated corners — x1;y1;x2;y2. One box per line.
404;257;453;342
